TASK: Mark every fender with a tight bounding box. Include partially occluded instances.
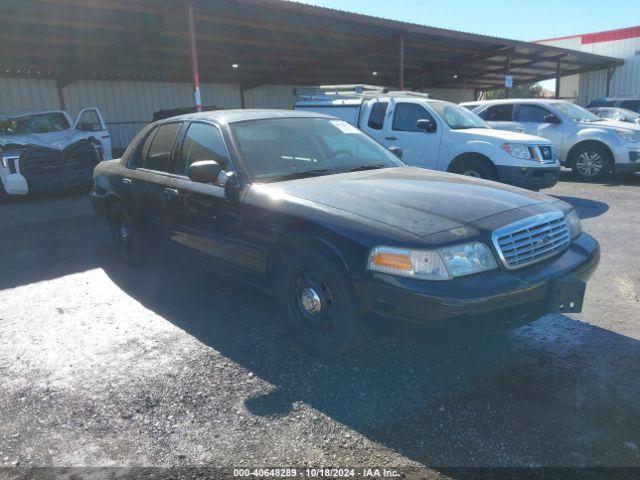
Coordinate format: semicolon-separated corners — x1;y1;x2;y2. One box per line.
439;139;498;171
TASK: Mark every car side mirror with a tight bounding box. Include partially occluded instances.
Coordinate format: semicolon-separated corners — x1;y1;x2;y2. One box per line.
543;114;561;124
416;118;437;133
388;146;403;159
188;160;223;184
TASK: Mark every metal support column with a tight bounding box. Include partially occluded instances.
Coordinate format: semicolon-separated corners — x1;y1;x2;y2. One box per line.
505;51;512;98
187;2;202;112
606;65;617;97
56;77;66;110
555;60;562;99
399;35;405;90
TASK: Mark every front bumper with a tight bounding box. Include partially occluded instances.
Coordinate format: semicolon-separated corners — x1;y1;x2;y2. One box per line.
496;165;560;190
356;233;599;333
611;145;640;173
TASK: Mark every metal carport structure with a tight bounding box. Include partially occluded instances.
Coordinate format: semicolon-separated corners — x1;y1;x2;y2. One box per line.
0;0;624;145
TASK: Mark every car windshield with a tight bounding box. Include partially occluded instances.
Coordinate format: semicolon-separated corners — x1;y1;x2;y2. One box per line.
229;117;404;183
0;112;70;135
428;101;489;129
553;102;601;123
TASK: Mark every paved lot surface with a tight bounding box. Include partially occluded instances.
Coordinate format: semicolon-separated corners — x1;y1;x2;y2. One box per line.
1;171;640;474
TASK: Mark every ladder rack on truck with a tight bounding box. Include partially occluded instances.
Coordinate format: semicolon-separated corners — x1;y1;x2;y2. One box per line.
293;84;431;101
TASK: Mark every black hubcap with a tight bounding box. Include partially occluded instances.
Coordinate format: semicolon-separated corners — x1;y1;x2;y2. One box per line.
116;218;132;249
289;268;335;334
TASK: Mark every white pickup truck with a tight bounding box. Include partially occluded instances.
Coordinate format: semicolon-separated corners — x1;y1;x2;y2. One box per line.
294;86;560;190
0;108;111;198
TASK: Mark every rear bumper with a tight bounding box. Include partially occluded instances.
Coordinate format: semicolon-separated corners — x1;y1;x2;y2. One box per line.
496;165;560;190
356;233;599;333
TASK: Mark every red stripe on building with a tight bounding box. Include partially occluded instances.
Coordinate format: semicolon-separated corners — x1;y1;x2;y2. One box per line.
536;25;640;45
581;26;640;44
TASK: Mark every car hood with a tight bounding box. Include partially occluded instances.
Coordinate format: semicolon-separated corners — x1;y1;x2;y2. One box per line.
0;131;74;150
461;128;550;143
578;119;640;131
256;166;555;237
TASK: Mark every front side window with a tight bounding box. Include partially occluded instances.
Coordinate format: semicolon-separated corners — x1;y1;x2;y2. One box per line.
230;117;403;183
177;122;230;175
428;101;489;129
0;113;70;134
392;103;436;132
76;110;103;132
479;104;514;122
367;102;389;130
143;122;181;172
515;105;557;123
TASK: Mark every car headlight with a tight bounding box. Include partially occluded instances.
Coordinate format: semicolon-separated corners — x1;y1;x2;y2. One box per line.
368;242;497;281
501;143;533;160
565;209;582;239
616;129;640;143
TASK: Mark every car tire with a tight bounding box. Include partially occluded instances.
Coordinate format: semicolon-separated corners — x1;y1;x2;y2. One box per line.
452;157;497;181
109;202;144;265
275;248;366;357
571;144;611;180
0;179;7;204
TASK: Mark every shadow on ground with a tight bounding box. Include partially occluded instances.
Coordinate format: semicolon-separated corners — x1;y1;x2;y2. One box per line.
102;250;640;468
559;169;640;187
552;195;609;219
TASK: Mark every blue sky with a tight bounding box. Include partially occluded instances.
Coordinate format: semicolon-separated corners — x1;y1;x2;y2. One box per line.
295;0;640;41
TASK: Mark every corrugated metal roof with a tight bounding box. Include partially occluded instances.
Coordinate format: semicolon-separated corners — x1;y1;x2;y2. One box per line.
0;0;624;91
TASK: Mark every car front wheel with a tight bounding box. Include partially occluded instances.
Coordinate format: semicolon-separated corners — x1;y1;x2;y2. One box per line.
571;144;611;180
276;249;366;357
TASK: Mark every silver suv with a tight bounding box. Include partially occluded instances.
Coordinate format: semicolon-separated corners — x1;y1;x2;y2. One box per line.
461;99;640;180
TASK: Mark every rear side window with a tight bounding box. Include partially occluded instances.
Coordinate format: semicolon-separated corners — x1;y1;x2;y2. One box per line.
367;102;389;130
143;122;181;172
392;103;435;132
588;99;615;108
479;104;514;121
620;100;640;113
515;105;555;123
177;122;230;175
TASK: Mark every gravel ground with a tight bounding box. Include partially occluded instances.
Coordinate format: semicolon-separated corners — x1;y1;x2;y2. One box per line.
1;172;640;475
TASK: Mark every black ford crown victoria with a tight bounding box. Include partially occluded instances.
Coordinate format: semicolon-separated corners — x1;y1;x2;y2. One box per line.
91;110;600;356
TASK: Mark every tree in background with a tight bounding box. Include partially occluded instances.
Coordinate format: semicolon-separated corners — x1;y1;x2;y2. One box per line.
485;83;543;99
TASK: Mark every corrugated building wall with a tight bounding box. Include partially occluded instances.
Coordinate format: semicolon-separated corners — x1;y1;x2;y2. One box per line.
537;26;640;105
0;78;61;111
63;80;242;149
1;78;477;149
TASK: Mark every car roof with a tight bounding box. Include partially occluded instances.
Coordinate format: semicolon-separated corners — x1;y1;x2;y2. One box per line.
162;109;335;124
592;96;640;101
0;109;66;118
462;98;569;106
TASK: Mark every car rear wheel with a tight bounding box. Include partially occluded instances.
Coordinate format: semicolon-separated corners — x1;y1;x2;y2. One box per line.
109;202;143;265
275;249;366;357
571;144;611;180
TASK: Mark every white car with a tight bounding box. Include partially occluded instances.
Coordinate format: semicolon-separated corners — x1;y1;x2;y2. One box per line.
295;87;560;190
462;99;640;180
0;108;112;198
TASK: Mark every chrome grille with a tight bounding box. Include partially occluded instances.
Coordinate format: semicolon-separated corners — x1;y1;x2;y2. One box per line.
492;211;571;270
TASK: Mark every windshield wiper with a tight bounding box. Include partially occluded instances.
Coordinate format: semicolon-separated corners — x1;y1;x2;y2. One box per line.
342;164;388;172
264;169;332;183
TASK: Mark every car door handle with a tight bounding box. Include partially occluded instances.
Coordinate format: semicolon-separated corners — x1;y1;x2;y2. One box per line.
122;177;132;186
162;187;180;201
385;136;397;140
514;127;524;133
